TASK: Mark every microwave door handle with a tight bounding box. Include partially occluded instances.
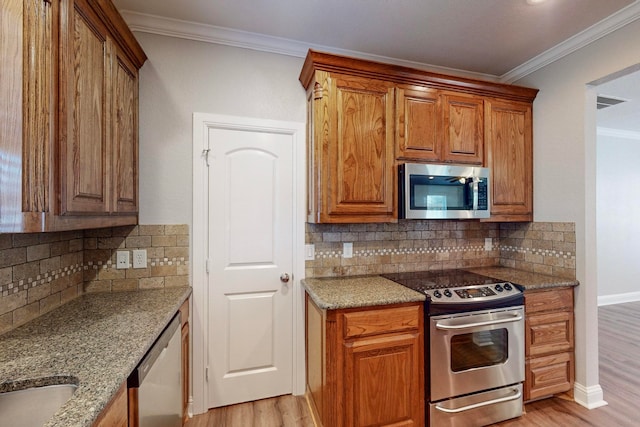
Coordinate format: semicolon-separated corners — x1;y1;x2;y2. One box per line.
435;313;523;330
434;387;522;414
472;178;479;211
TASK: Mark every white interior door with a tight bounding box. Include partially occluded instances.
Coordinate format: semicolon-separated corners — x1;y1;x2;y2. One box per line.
207;121;294;408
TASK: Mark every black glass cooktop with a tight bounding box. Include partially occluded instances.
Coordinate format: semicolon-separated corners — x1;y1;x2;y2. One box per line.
381;269;501;293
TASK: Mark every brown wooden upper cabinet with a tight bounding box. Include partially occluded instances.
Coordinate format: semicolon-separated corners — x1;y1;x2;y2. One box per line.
0;0;146;233
304;70;396;223
397;88;484;164
300;50;538;223
484;98;534;222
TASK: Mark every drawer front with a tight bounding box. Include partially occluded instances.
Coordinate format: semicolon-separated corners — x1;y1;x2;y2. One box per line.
525;288;573;314
343;305;420;339
525;352;574;401
526;311;574;357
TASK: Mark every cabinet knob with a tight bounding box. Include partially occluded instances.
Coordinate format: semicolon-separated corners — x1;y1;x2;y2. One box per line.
280;273;290;283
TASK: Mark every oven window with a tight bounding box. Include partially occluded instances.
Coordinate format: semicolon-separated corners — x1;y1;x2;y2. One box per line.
450;329;508;372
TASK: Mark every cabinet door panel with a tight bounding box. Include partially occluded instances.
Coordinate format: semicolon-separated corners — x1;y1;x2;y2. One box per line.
525;288;573;314
326;74;395;221
525;352;574;401
485;99;532;219
113;51;138;213
396;87;440;161
442;93;483;164
344;333;422;427
61;3;110;214
526;311;574;357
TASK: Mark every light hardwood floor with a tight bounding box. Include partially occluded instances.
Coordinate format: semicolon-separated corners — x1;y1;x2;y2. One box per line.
187;301;640;426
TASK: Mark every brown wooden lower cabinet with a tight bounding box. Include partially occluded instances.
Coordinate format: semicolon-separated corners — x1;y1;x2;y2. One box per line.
306;295;424;427
93;382;128;427
524;287;575;401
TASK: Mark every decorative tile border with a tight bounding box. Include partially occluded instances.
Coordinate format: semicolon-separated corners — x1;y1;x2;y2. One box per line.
0;264;83;296
500;246;575;259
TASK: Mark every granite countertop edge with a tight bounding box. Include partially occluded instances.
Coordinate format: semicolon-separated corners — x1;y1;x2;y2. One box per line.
0;287;192;427
303;267;578;310
302;275;426;310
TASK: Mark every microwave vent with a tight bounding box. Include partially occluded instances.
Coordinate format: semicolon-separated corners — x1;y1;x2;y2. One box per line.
597;95;627;110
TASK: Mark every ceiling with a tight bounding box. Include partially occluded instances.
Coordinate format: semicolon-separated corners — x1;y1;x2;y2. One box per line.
112;0;640;132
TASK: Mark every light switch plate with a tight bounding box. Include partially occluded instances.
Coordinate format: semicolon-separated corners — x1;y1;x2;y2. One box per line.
484;238;492;251
305;244;315;261
343;242;353;258
133;249;147;268
116;251;130;269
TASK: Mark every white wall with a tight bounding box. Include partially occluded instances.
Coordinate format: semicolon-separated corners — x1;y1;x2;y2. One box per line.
597;131;640;300
515;18;640;406
135;33;307;225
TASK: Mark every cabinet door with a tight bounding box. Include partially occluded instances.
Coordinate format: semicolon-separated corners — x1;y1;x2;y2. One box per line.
324;73;396;222
442;93;484;164
526;310;574;357
525;352;574;401
396;86;441;161
112;48;139;213
60;0;110;214
485;99;533;221
344;332;423;427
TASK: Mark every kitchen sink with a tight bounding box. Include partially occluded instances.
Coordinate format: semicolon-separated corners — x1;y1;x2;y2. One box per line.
0;383;77;427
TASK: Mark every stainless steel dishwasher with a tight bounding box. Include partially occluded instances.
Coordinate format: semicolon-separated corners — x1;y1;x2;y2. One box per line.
128;313;182;427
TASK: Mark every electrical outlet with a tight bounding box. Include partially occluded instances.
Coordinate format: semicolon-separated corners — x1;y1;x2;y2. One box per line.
133;249;147;269
343;242;353;258
305;244;315;261
116;251;130;269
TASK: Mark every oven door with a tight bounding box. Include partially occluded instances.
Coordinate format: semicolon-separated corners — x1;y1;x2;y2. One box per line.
429;306;524;402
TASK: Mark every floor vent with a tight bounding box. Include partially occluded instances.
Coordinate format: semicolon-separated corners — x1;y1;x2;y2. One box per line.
597;95;627;110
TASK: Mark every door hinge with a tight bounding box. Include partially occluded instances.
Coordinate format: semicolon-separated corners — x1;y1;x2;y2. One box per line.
206;367;209;381
205;259;210;274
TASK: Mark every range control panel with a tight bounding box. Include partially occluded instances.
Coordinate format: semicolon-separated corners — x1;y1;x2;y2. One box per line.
426;282;521;304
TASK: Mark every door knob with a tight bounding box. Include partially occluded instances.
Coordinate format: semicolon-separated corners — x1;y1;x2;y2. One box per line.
280;273;290;283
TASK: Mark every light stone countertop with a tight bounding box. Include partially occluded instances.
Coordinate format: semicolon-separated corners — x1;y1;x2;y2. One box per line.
302;275;426;310
303;267;578;310
0;287;191;427
465;266;579;290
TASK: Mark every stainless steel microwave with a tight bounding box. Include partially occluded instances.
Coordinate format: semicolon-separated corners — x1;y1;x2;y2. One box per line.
399;163;490;219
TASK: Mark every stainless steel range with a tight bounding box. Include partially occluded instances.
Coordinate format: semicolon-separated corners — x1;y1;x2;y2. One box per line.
382;270;525;427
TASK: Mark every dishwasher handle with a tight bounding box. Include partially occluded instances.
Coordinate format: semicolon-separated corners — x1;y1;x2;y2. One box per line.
128;313;181;387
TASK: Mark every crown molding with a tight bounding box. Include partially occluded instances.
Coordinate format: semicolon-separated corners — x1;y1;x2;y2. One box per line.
121;2;640;86
119;10;500;82
597;126;640;140
501;1;640;83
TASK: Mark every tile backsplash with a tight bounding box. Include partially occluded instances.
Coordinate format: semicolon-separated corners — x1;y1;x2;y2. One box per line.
1;220;574;334
83;224;189;293
0;224;189;334
306;221;576;280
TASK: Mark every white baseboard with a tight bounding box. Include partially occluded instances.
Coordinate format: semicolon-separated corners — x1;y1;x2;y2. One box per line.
598;291;640;306
573;382;608;409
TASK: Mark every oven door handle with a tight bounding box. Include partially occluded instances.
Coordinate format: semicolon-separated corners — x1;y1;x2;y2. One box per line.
434;387;522;414
435;313;523;330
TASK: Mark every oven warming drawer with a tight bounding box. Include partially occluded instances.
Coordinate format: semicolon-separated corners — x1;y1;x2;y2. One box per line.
429;384;523;427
